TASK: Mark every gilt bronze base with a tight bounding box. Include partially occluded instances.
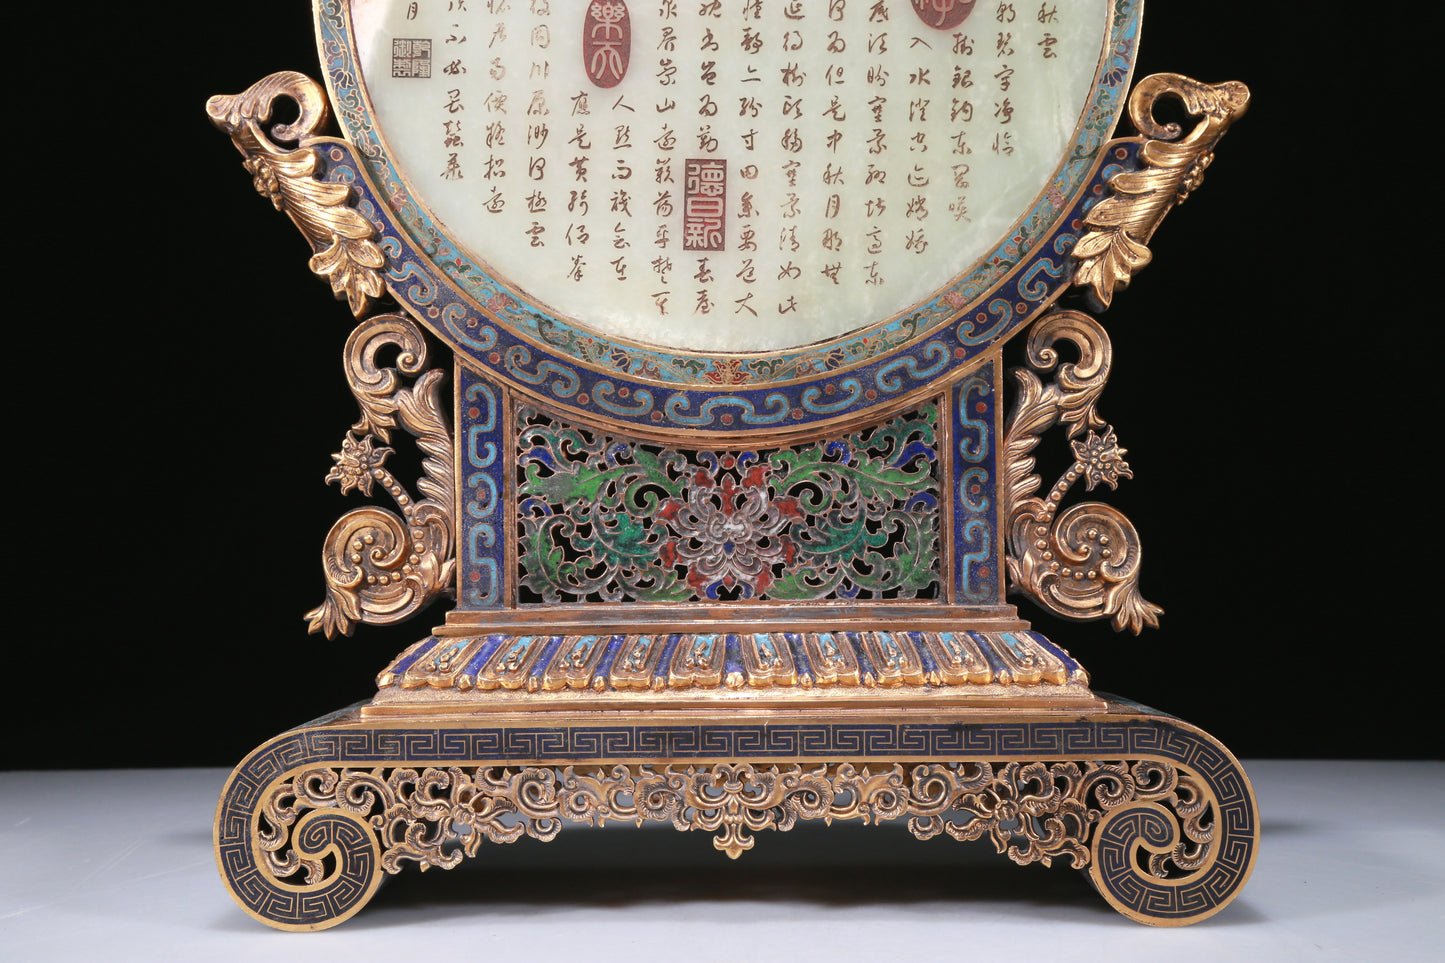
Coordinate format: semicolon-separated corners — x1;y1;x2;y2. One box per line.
215;696;1256;929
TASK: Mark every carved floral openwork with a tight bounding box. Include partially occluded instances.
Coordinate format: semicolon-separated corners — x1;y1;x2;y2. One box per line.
517;405;941;603
257;758;1211;869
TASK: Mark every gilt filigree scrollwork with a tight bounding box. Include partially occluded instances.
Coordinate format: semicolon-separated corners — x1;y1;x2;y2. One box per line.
1003;311;1161;632
306;314;455;637
256;758;1211;876
207;71;385;315
1073;73;1250;307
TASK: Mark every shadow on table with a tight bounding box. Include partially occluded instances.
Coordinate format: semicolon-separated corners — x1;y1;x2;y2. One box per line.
346;822;1125;927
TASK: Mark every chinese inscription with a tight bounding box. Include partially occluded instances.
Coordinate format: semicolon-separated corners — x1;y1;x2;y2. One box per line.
358;1;1110;352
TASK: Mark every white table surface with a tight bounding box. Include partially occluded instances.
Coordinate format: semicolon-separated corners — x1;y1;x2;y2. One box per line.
3;760;1441;961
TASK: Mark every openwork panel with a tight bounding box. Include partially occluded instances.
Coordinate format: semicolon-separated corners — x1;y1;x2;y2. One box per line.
516;404;942;603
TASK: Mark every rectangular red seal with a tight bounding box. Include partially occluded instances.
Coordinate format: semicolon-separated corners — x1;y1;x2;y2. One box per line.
683;159;727;252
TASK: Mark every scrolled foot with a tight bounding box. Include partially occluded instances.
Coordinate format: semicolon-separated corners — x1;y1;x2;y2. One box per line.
216;763;384;931
1085;751;1257;925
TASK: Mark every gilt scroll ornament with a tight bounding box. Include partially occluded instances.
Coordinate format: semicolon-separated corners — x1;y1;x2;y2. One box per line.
207;72;386;316
208;74;457;636
1073;73;1251;307
1005;72;1250;627
1003;311;1160;632
306;314;456;637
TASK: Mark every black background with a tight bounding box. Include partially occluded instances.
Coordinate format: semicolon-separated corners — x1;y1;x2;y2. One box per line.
13;3;1431;769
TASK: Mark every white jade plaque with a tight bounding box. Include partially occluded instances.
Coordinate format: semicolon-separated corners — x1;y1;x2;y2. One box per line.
347;0;1111;352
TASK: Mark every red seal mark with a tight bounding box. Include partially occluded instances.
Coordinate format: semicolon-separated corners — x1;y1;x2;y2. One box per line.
910;0;976;30
683;158;727;252
583;1;631;89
